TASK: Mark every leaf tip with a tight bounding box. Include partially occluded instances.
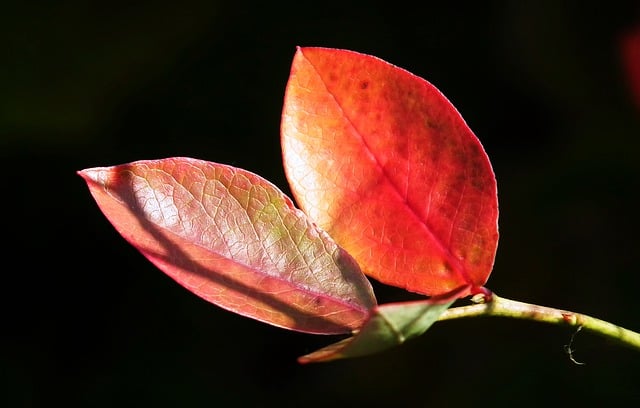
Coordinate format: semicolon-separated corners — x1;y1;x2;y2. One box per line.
76;168;88;178
77;167;101;183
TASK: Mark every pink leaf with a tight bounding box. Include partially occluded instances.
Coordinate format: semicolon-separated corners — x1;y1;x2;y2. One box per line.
78;157;376;334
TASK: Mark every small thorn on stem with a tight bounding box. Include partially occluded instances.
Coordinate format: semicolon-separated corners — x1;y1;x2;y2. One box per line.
561;312;577;325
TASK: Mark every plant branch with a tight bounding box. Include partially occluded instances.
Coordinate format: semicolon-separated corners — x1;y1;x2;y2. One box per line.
437;291;640;351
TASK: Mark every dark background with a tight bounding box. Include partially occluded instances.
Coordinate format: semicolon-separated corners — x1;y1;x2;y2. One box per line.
3;1;640;406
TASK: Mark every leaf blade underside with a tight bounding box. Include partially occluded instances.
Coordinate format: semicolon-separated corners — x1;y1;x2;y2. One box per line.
298;286;467;363
78;157;376;334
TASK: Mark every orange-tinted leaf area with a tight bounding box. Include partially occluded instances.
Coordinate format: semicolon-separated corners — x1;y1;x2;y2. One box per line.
78;157;376;334
282;47;499;298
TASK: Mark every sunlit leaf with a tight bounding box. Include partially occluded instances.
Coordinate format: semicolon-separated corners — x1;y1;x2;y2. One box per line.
78;157;376;334
298;286;467;363
281;47;499;297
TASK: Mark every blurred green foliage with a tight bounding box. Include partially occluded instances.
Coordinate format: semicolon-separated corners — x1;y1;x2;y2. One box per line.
1;1;217;141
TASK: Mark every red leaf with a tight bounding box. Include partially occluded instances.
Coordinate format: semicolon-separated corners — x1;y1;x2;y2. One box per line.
78;157;376;334
620;23;640;112
281;47;499;297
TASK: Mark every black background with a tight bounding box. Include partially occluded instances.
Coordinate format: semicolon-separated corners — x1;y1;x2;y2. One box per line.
3;1;640;406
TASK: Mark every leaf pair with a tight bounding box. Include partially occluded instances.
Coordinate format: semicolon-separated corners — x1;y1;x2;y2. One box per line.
78;47;499;362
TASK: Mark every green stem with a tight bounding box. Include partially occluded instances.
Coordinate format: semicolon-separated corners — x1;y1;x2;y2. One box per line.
438;292;640;351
